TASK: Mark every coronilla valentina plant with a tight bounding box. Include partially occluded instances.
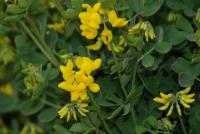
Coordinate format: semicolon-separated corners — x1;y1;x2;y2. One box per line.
1;0;200;134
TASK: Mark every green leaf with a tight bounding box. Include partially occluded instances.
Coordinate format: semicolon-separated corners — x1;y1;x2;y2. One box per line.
139;0;164;16
144;116;157;128
107;105;124;119
166;0;187;10
71;0;84;12
6;4;25;14
155;42;172;54
31;82;47;101
135;125;147;134
21;52;48;66
18;0;32;8
64;9;78;20
38;108;57;123
53;125;72;134
69;123;89;133
165;25;188;45
0;94;17;113
122;103;130;116
19;99;44;116
176;16;193;33
142;54;155;68
132;0;164;16
178;72;195;87
171;57;200;87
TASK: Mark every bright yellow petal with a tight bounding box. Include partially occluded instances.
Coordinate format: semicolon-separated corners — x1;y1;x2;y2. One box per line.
183;98;195;104
92;2;101;12
166;104;174;117
178;87;191;95
87;42;102;51
153;97;168;104
82;3;91;9
58;81;73;92
158;102;170;111
160;92;172;99
92;59;102;71
71;91;80;101
108;10;117;24
89;83;100;93
176;103;182;116
179;100;190;108
75;56;83;69
185;93;195;99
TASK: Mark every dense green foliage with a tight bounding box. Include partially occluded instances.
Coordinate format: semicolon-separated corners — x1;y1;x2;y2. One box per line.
0;0;200;134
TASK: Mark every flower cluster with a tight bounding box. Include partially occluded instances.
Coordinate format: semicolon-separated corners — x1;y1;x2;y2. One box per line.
58;101;89;122
79;2;128;53
153;87;195;116
79;3;101;39
58;56;101;120
128;21;156;42
58;56;101;101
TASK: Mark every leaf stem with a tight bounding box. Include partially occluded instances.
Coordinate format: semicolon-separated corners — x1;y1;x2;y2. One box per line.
40;98;60;109
52;0;65;16
178;116;187;134
20;21;59;67
111;45;128;97
88;91;113;134
110;44;137;126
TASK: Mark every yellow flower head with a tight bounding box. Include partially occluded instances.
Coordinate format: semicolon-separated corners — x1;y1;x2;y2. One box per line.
58;101;89;122
108;10;128;27
101;25;113;45
79;3;101;39
0;83;14;96
153;87;195;117
128;21;156;42
58;57;101;102
75;56;102;75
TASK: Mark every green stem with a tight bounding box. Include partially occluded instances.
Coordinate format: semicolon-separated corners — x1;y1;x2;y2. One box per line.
25;17;59;67
147;129;170;134
20;21;59;67
137;46;155;62
88;91;113;134
111;44;137;126
178;116;187;134
53;0;65;16
111;45;127;97
40;98;60;109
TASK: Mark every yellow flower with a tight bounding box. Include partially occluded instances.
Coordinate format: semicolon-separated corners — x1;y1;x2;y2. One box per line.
48;23;65;33
0;84;14;96
58;101;89;122
58;57;101;102
108;10;128;27
106;36;127;53
87;37;102;51
153;87;195;117
128;21;156;42
101;25;113;45
75;56;102;75
75;71;100;93
79;3;101;39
